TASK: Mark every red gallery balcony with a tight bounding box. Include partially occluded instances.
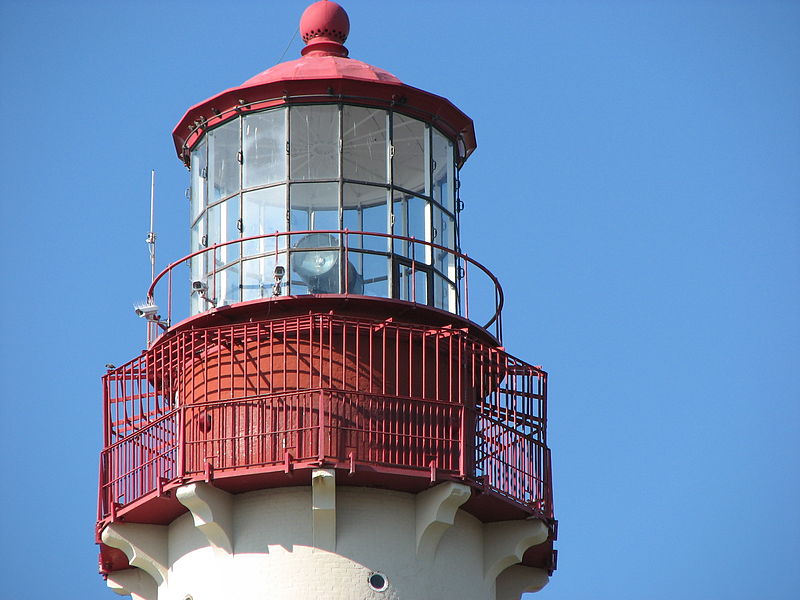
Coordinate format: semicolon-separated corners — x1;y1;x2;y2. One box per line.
98;231;554;570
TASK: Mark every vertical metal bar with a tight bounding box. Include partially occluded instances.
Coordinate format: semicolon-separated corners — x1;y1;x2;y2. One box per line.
318;389;326;462
177;404;185;480
411;238;416;303
328;315;334;390
381;323;387;396
368;321;374;394
167;269;173;326
394;325;399;397
296;317;300;391
343;229;349;293
464;256;470;320
407;327;412;398
212;246;218;304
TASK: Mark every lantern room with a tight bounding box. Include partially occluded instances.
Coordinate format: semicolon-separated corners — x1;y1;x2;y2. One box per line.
179;1;469;318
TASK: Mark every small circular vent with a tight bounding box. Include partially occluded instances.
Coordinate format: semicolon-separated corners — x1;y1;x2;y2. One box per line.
368;572;389;592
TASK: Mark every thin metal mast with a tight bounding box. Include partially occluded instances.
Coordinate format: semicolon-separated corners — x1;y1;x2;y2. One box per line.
146;170;157;346
147;170;157;284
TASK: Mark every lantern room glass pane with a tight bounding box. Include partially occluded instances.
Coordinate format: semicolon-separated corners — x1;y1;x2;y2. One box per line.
190;215;206;289
223;196;240;265
396;262;428;304
206;202;221;248
243;186;286;256
432;206;455;276
208;119;241;203
290;182;339;232
343;106;388;184
392;192;430;263
243;109;286;188
433;274;456;312
343;183;389;252
190;138;207;223
356;252;390;298
242;253;287;301
432;129;454;212
393;114;427;195
214;264;241;307
290;105;339;181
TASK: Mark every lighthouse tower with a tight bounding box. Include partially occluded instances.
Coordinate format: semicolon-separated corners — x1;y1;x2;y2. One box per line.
96;3;555;599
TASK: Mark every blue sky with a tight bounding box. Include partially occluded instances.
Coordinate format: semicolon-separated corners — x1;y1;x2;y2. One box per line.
1;1;798;599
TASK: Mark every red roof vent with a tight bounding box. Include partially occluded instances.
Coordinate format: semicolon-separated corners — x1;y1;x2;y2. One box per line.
300;1;350;57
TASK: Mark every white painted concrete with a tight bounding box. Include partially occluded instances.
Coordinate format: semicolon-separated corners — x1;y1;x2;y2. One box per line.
104;481;549;600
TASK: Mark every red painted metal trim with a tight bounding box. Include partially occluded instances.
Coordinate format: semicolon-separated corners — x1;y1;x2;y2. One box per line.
173;78;476;166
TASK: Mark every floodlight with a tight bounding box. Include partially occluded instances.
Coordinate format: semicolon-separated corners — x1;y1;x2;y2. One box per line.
291;233;363;294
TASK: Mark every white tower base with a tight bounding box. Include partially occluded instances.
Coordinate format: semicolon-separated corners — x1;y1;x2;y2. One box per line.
102;472;549;600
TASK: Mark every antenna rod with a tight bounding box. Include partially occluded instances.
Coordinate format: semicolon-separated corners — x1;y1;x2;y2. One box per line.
147;170;157;284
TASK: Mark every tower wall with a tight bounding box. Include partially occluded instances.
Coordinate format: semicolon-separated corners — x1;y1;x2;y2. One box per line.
104;483;549;600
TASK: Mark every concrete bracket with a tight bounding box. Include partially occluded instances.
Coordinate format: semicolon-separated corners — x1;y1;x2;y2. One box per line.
495;564;550;599
483;519;549;581
101;523;168;586
176;482;234;554
415;481;471;557
106;567;159;600
312;468;336;551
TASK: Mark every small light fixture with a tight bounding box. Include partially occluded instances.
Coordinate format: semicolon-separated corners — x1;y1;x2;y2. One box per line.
273;265;286;297
133;302;168;329
133;302;160;318
192;281;217;307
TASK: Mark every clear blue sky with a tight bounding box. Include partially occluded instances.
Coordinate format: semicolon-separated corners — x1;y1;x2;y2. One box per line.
1;1;798;599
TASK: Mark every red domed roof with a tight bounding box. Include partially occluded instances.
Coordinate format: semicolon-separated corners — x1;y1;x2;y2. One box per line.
172;1;476;166
241;54;402;88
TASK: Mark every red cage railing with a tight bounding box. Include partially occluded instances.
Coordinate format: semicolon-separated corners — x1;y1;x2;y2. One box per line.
99;314;551;523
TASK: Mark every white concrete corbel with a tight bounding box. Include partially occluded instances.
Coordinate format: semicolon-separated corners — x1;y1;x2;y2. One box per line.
312;468;336;551
483;519;549;581
176;482;234;554
106;567;159;600
495;564;550;599
101;523;168;586
415;481;471;557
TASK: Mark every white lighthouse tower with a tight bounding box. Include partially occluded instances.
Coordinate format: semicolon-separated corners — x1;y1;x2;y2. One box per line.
96;3;556;599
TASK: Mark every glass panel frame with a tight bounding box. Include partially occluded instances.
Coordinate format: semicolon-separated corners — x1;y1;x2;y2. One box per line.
208;118;241;204
243;185;287;256
243;108;287;189
290;105;340;181
343;106;388;184
190;138;208;224
392;113;429;196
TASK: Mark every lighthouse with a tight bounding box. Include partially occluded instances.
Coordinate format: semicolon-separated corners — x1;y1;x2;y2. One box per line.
96;2;555;599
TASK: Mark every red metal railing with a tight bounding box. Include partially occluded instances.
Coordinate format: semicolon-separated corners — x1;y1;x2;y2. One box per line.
143;230;505;346
99;314;550;523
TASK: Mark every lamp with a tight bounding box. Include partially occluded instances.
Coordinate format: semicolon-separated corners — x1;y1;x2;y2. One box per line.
291;233;363;294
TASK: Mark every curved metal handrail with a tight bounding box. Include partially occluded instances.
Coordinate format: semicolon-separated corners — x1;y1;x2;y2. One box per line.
146;229;504;341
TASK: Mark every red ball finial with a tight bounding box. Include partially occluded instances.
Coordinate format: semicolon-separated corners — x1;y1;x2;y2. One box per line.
299;1;350;57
